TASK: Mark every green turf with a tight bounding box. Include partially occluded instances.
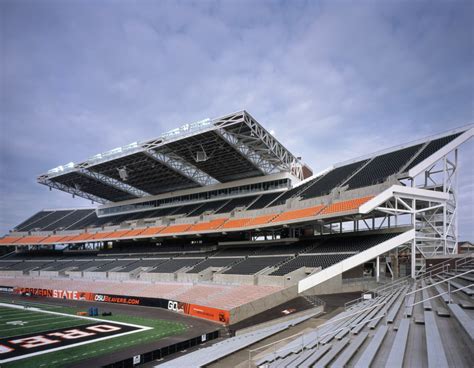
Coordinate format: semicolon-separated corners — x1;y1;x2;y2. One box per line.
0;298;187;368
0;306;92;338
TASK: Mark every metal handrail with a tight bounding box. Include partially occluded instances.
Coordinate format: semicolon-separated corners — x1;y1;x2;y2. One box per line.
455;254;474;271
408;283;474;309
404;269;473;314
249;300;387;365
344;275;411;310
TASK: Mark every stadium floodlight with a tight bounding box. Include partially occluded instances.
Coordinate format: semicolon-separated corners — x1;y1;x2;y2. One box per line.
117;167;129;181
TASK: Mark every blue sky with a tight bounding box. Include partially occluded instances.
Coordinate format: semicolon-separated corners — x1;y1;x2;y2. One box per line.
1;0;473;239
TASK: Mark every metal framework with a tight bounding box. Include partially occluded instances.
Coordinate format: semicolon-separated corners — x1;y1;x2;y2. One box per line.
78;169;150;198
37;178;109;204
242;112;304;180
144;149;219;186
37;111;305;202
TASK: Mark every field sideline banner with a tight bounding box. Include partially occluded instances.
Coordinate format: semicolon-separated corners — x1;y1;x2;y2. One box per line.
11;287;230;324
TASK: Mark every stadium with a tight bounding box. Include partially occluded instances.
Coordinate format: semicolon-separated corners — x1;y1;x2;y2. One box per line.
0;110;472;368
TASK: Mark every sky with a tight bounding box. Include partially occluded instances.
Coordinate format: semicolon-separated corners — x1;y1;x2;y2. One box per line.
0;0;473;239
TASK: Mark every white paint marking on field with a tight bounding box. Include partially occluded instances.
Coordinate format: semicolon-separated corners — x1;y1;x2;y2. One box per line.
0;303;149;329
0;302;153;364
5;321;27;326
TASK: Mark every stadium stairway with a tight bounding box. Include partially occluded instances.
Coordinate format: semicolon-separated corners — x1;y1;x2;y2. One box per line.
251;258;473;368
156;309;323;367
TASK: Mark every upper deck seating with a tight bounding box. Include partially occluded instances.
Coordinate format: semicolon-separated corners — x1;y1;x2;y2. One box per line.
223;256;290;274
269;253;350;275
215;195;259;213
187;258;243;273
41;209;96;231
0;236;22;244
319;196;374;215
148;258;203;273
404;133;462;171
271;205;324;223
299;160;368;200
188;199;229;217
187;218;228;232
160;224;192;234
221;218;252;229
345;144;423;189
14;235;49;245
14;210;55;231
246;192;282;210
246;214;277;227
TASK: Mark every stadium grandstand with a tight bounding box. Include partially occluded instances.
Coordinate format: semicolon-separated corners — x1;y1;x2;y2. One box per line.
0;110;473;367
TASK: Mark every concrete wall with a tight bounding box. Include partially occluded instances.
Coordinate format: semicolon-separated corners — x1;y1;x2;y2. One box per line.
302;274;378;295
83;271;108;280
0;270;24;277
229;285;299;324
214;273;256;285
176;272;200;283
40;271;60;278
108;271;133;281
140;272;175;282
66;271;83;278
258;267;314;287
235;305;324;336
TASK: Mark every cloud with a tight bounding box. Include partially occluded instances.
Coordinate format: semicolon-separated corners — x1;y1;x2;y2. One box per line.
0;0;473;239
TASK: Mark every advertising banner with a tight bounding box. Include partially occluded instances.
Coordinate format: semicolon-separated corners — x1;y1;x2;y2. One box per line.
13;287;230;324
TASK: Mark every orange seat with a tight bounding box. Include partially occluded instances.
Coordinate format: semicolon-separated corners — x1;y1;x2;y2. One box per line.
187;218;228;232
138;227;165;236
103;229;132;239
271;205;324;223
121;228;146;238
0;236;23;245
88;231;115;240
57;235;78;243
160;224;192;235
68;233;95;242
221;218;251;229
320;196;374;215
246;214;277;227
39;235;69;244
14;235;50;245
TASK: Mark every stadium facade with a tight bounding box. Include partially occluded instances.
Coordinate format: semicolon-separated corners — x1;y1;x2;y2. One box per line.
0;110;473;326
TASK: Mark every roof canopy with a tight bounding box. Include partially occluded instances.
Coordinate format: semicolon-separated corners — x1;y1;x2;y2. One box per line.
38;111;305;203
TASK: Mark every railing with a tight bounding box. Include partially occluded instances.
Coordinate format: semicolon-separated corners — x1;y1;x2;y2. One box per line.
455;254;474;271
404;269;473;315
248;300;388;366
302;294;326;309
344;275;410;310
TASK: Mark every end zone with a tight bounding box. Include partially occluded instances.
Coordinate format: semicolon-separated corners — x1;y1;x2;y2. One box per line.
0;302;151;364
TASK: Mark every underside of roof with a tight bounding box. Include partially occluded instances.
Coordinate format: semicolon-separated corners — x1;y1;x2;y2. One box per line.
37;111;304;203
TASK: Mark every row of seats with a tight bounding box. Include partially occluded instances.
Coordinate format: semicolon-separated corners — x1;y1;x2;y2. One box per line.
256;259;473;368
1;196;374;245
1;233;395;276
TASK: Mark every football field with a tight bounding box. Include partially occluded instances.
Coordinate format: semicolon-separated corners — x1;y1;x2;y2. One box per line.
0;298;187;367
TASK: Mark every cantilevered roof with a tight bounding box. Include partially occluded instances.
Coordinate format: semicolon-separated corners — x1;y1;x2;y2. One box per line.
38;111;305;204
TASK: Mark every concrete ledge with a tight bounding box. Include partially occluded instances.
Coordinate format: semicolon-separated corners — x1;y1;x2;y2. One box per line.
235;304;324;336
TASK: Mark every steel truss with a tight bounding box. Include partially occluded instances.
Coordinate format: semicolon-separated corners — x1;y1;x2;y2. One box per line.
363;148;460;277
240;112;304;180
144;150;219;186
77;169;150;198
37;178;108;204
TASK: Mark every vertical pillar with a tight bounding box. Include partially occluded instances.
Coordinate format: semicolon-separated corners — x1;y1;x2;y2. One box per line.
411;198;416;279
376;256;380;282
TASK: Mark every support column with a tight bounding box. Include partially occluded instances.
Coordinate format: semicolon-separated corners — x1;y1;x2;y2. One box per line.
376;256;380;282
